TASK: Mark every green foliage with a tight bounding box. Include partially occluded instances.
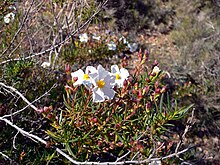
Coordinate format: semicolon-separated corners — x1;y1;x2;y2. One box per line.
46;50;193;161
168;1;220;161
170;0;220;112
3;60;33;82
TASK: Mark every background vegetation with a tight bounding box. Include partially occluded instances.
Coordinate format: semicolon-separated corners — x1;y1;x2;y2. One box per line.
0;0;219;164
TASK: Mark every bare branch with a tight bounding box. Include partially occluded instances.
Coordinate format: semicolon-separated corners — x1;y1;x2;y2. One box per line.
0;82;38;111
0;151;12;161
0;83;57;118
0;0;109;65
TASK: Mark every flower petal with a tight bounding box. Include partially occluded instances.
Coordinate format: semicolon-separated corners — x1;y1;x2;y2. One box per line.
97;65;108;80
71;69;84;86
92;87;105;102
41;62;50;68
111;65;120;74
82;80;93;89
79;33;88;42
102;87;115;100
89;72;99;86
120;68;129;79
85;66;97;74
104;74;115;87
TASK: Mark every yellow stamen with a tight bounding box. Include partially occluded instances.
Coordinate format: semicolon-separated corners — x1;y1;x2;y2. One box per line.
97;79;105;88
74;41;79;47
83;74;90;80
115;73;121;80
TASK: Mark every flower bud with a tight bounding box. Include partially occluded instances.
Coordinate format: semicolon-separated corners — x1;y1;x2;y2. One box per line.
146;102;151;112
134;82;138;90
144;49;148;56
103;147;109;152
143;86;149;95
161;86;167;93
132;89;136;94
109;142;114;150
137;89;142;101
154;81;159;89
115;123;121;129
49;105;53;110
123;79;128;87
117;142;123;147
46;142;51;148
153;60;158;66
93;118;98;123
38;107;44;113
65;85;71;91
65;64;71;73
137;52;142;61
145;77;150;83
122;62;127;68
44;106;50;113
47;113;53;119
151;72;156;77
76;121;83;127
155;88;161;94
98;140;102;147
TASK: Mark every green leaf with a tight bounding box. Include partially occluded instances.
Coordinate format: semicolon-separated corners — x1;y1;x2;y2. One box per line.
66;142;77;159
173;104;194;120
82;129;92;140
59;109;63;125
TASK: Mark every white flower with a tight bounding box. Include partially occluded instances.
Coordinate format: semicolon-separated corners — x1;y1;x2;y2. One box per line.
89;65;115;102
71;66;96;88
4;12;15;24
9;5;16;10
79;33;88;43
119;36;128;44
92;34;101;41
149;160;161;165
127;43;138;53
111;65;129;87
41;62;50;68
107;41;116;51
152;66;161;75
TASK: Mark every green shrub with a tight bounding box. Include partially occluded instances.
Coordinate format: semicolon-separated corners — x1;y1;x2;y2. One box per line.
169;0;220;110
45;50;193;162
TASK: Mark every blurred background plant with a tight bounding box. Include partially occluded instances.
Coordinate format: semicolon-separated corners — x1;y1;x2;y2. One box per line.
98;0;175;33
1;0;219;164
168;1;220;162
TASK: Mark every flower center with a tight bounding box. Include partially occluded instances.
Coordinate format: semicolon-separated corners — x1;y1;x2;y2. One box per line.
97;79;105;88
83;74;90;80
115;73;121;80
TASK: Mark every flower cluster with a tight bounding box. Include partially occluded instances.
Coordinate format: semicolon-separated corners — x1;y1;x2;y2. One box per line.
71;64;129;102
78;32;138;52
